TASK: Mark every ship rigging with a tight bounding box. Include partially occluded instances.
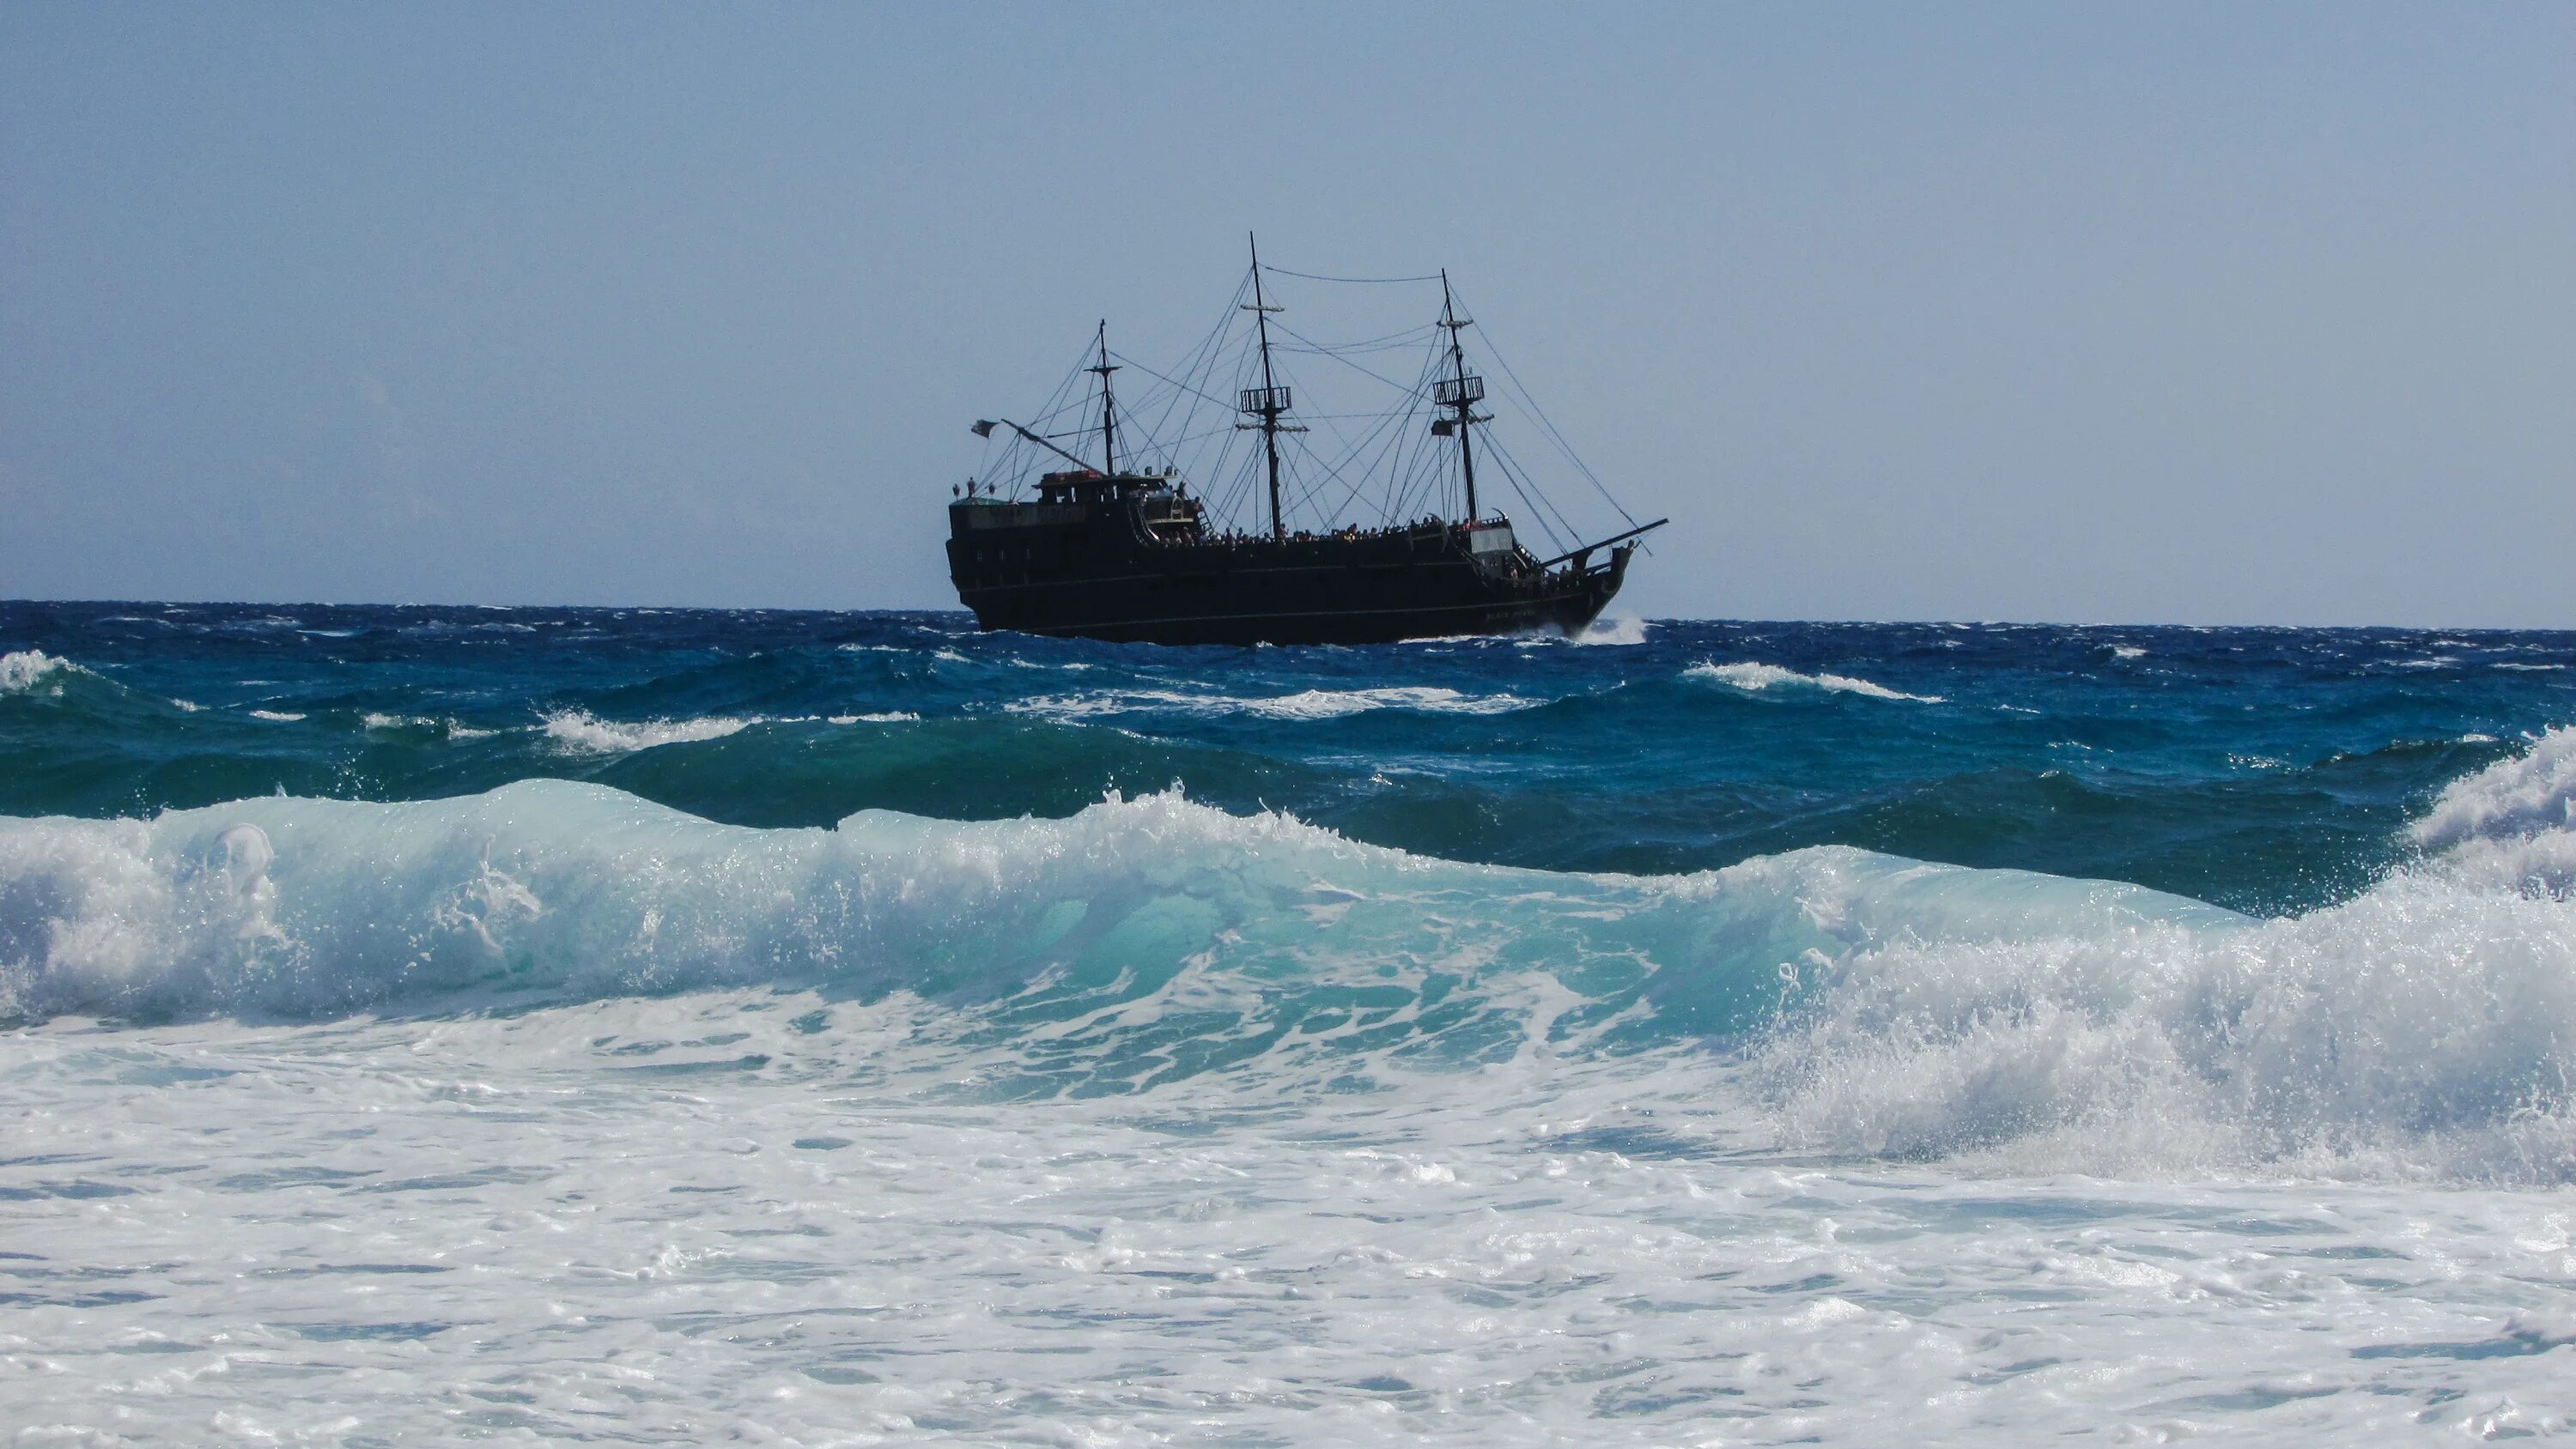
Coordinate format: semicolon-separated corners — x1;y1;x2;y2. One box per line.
947;239;1664;646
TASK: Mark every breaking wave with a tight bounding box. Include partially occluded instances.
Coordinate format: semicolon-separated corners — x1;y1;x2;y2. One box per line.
1572;615;1649;646
1;650;83;696
3;726;2573;1180
1752;728;2576;1179
1007;685;1538;722
2410;726;2576;896
1685;660;1943;703
541;709;753;754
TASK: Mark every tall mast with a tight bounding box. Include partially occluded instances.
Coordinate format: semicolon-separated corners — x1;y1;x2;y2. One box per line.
1088;320;1119;474
1437;270;1485;524
1244;235;1289;541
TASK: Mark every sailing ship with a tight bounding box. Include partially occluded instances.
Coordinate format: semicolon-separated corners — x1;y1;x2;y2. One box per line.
946;240;1662;646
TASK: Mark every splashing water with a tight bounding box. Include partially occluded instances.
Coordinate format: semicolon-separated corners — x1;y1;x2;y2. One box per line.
4;602;2575;1442
1686;658;1946;702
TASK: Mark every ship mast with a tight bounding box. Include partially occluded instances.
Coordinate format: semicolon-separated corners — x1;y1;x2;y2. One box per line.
1241;234;1291;541
1437;270;1486;524
1089;320;1120;475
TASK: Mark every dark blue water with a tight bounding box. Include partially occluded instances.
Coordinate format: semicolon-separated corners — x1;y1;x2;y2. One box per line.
7;601;2572;915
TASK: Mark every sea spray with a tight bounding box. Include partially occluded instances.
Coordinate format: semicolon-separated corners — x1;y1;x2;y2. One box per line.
1684;658;1946;702
2412;724;2576;895
1755;727;2576;1179
9;603;2576;1441
7;737;2573;1178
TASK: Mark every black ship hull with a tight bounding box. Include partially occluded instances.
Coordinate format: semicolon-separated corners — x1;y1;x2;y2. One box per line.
951;247;1662;646
948;495;1633;647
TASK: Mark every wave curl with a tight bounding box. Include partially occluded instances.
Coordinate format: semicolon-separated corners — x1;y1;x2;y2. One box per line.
5;727;2573;1180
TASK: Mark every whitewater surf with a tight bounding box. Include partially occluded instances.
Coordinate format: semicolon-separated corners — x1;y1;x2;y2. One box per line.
4;603;2573;1442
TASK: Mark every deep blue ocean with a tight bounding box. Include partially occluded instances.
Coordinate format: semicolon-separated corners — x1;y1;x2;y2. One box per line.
8;602;2571;909
6;601;2575;1442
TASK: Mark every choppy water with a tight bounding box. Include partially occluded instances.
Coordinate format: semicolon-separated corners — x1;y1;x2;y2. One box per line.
4;601;2574;1443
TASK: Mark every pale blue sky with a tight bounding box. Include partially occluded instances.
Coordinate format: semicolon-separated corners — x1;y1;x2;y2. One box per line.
3;3;2570;624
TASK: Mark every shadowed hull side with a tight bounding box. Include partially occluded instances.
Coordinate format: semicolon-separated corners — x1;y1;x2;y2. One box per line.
959;567;1625;646
948;506;1635;646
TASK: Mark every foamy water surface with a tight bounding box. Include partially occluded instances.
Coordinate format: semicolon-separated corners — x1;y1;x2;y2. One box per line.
4;603;2575;1443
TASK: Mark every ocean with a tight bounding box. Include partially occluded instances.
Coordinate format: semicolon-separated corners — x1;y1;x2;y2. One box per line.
3;600;2573;1443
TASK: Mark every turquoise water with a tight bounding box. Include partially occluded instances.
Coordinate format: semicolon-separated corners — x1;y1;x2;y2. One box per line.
7;603;2567;909
5;602;2574;1441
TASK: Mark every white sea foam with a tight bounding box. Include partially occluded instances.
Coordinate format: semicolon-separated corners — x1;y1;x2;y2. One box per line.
1686;659;1944;703
539;709;751;754
365;712;501;740
247;709;306;722
1005;690;1191;720
1547;615;1649;646
0;649;78;696
15;993;2572;1444
1753;872;2576;1179
6;745;2576;1440
1753;725;2576;1178
0;783;1429;1028
2111;644;2148;660
1011;685;1537;722
2410;725;2576;895
1246;686;1536;719
2;744;2569;1184
827;712;920;724
1002;656;1094;670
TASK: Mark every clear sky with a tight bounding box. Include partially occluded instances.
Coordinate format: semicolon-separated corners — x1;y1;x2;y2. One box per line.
3;3;2570;625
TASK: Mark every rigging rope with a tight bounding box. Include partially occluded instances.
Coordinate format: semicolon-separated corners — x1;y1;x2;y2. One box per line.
1109;351;1238;413
979;264;1644;548
1444;283;1638;530
1260;265;1443;285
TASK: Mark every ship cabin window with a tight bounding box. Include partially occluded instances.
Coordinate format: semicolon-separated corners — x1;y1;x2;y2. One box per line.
1037;470;1114;507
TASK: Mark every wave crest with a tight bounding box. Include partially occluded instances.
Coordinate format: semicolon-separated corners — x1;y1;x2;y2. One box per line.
1008;686;1536;722
2411;727;2576;896
1756;725;2576;1179
1572;615;1649;646
1685;660;1943;703
6;730;2575;1180
541;709;752;754
0;650;82;697
1754;875;2576;1179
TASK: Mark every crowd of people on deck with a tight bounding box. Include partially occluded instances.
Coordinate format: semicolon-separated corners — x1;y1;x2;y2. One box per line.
1155;515;1479;551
